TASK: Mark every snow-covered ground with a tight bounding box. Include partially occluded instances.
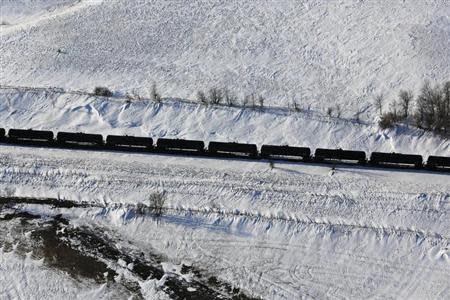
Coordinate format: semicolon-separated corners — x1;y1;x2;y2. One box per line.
1;0;449;114
0;144;449;299
1;87;449;157
1;0;450;298
0;249;118;299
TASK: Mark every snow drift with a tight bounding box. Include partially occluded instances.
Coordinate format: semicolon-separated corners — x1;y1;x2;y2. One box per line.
1;0;449;115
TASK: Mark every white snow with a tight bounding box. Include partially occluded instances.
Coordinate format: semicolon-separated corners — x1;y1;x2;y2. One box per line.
1;0;449;114
0;144;449;299
1;0;449;298
0;87;449;157
0;248;114;299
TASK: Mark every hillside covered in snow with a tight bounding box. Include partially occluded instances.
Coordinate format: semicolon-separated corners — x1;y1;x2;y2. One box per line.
0;86;449;157
1;1;450;299
1;0;450;115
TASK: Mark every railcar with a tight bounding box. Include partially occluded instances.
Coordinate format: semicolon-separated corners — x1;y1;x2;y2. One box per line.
208;141;258;157
56;132;104;146
314;148;366;164
8;128;54;143
260;145;311;160
369;152;423;168
426;155;450;169
156;138;205;152
106;135;153;148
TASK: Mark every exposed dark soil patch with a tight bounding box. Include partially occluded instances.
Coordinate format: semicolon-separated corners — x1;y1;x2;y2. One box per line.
0;196;96;208
0;199;259;299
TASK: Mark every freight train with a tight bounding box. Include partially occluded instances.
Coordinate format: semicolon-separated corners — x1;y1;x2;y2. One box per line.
0;128;449;172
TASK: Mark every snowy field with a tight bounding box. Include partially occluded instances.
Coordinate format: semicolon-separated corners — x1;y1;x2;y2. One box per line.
0;87;449;157
1;0;450;298
0;144;449;299
1;0;449;114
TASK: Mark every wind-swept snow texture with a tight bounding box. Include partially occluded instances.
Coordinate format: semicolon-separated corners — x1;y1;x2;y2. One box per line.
1;87;449;157
1;0;450;114
0;145;449;299
0;249;114;299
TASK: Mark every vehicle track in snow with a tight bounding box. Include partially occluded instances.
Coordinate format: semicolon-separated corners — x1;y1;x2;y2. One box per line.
0;144;449;299
0;145;449;236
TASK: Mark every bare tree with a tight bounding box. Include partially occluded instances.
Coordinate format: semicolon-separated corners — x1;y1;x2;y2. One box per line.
243;93;257;108
258;95;265;108
379;112;397;129
415;81;437;130
197;90;208;105
249;93;257;108
242;94;249;108
126;89;142;101
398;89;413;118
151;83;161;102
326;107;333;117
93;87;113;97
335;104;342;118
374;94;384;116
389;100;399;120
290;100;301;112
149;192;166;217
208;88;223;105
223;88;237;107
442;81;450;133
353;107;363;122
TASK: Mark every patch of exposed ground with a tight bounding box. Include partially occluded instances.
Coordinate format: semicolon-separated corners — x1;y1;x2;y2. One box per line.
0;197;258;299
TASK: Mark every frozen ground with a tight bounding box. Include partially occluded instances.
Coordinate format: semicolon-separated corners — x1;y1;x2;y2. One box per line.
1;0;449;298
0;87;449;157
0;144;449;299
1;0;449;114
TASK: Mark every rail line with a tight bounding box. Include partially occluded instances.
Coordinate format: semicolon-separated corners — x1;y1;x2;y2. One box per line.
1;127;449;173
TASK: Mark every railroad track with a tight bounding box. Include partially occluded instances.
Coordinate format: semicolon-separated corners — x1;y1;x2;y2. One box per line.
0;127;449;173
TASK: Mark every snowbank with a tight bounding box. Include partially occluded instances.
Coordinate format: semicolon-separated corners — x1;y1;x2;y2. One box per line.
1;1;449;114
0;87;448;157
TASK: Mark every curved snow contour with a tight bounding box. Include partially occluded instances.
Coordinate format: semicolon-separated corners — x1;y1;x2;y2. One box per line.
1;0;449;115
0;0;103;34
0;144;449;299
0;87;448;156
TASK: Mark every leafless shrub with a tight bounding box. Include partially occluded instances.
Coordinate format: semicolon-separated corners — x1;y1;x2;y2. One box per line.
151;83;161;102
243;94;258;108
413;80;450;135
353;107;363;122
93;87;113;97
135;202;149;215
379;112;398;129
243;93;257;108
326;107;333;117
290;100;301;112
258;95;265;108
335;104;342;118
374;93;384;116
148;192;166;217
398;89;413;118
197;90;208;105
223;88;237;107
126;89;142;101
208;88;223;105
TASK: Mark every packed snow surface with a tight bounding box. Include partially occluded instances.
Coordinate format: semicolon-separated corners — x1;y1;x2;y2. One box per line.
0;248;117;299
1;0;450;114
1;0;450;298
0;87;449;157
0;144;449;299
